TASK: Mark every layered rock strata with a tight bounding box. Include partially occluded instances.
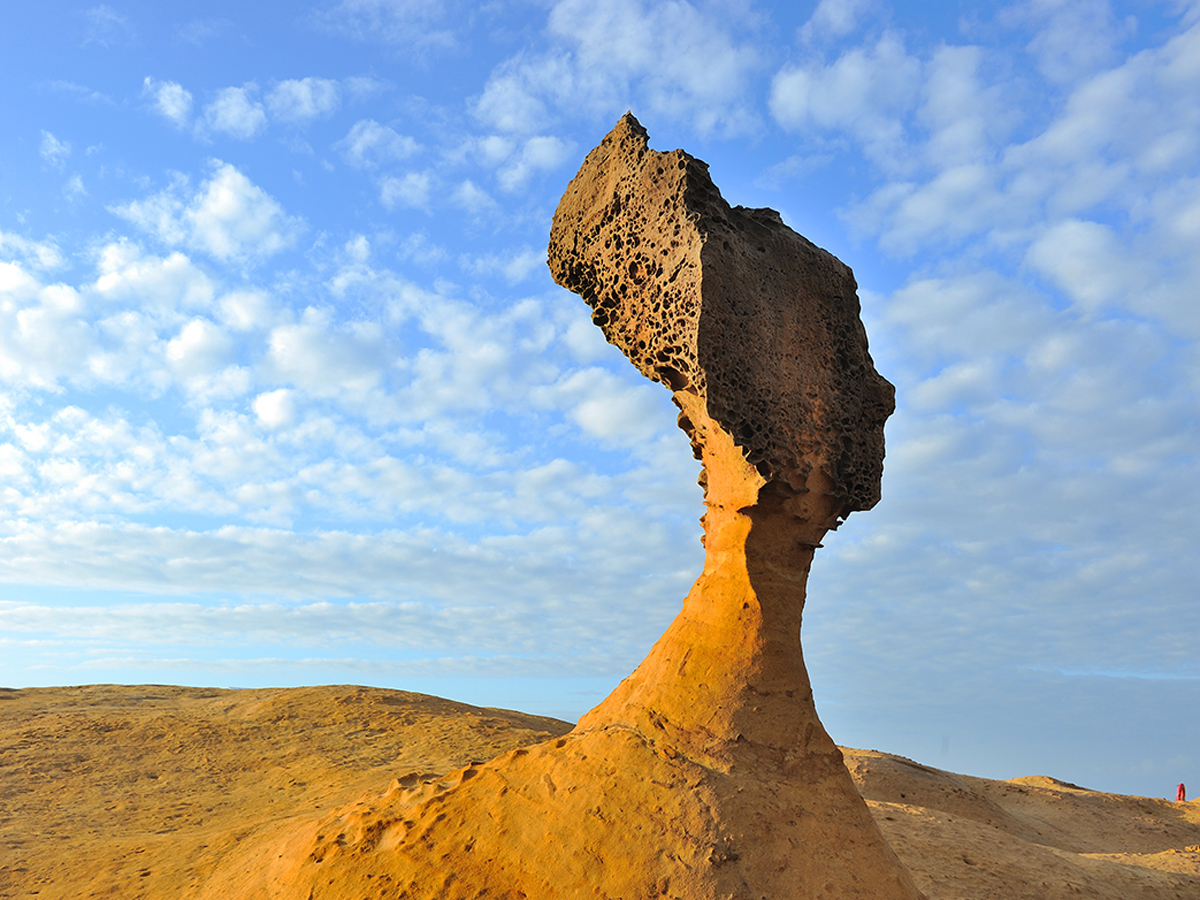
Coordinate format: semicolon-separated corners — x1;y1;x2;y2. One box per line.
243;114;921;900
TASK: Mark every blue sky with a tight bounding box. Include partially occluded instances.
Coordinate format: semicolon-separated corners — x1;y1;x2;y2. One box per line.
1;0;1197;798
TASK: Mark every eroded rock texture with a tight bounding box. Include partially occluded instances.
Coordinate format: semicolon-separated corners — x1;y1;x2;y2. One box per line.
548;113;894;514
230;115;920;900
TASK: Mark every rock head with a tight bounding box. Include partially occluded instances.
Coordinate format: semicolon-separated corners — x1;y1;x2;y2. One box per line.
235;115;922;900
549;113;893;516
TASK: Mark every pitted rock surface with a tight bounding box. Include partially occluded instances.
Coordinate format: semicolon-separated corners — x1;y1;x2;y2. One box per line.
548;112;894;514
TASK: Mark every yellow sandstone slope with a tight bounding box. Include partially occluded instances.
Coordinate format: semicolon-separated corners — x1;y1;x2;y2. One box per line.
1;684;1197;900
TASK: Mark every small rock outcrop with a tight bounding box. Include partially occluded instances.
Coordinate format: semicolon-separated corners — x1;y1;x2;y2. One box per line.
229;115;921;900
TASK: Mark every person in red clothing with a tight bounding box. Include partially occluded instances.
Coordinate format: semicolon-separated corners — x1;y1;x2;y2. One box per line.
1177;783;1187;801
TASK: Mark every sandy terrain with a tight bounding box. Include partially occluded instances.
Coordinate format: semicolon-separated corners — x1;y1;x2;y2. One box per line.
1;684;1197;899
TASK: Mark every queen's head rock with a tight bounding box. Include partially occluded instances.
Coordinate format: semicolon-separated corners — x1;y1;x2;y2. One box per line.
549;112;894;521
221;115;923;900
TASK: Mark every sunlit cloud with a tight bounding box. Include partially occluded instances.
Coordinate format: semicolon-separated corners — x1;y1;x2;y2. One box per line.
337;119;421;168
266;77;342;124
200;84;267;140
143;77;194;127
39;131;71;169
110;162;304;263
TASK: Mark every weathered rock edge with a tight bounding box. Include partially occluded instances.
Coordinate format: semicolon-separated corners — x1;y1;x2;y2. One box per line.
215;115;922;900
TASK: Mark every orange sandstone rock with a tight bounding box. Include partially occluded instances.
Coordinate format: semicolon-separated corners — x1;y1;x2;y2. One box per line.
242;115;919;899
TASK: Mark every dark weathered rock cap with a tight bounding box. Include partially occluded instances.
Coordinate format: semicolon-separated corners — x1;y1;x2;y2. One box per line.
548;112;895;515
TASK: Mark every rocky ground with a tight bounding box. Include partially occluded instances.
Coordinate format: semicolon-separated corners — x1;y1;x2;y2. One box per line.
1;684;1197;899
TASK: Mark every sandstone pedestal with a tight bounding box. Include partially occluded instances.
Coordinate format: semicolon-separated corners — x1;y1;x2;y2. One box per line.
231;115;923;900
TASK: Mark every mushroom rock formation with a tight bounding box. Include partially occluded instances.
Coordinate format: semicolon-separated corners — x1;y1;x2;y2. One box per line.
547;112;919;897
243;114;921;900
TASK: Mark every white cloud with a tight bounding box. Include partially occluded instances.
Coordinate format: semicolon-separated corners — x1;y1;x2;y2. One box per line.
337;119;419;168
82;4;135;48
474;0;763;137
62;175;87;202
0;405;255;521
166;318;233;377
472;134;515;165
770;32;922;167
0;233;62;270
0;236;243;395
861;165;1005;255
192;365;252;402
832;16;1200;285
49;80;114;106
266;77;341;124
323;249;439;323
0;510;695;666
1022;218;1152;314
557;304;615;364
497;248;544;285
533;367;668;447
451;179;495;213
342;234;370;265
253;389;296;429
343;75;390;101
188;166;296;258
311;0;456;48
111;162;304;263
265;308;388;402
0;443;28;483
200;84;267;140
545;0;763;136
39;131;71;169
397;232;448;266
92;240;215;312
460;247;546;285
799;0;875;41
0;262;39;303
108;175;192;247
379;171;432;209
143;77;193;127
153;76;345;137
88;311;165;388
371;289;562;421
1008;0;1136;84
884;273;1052;363
1007;26;1200;199
0;272;94;390
0;230;272;402
496;135;574;191
473;58;560;134
919;45;1014;167
217;289;286;332
174;18;231;47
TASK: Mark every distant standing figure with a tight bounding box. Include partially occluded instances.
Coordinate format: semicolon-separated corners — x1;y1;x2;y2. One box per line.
1177;783;1187;802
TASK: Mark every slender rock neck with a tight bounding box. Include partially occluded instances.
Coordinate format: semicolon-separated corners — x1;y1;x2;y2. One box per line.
681;392;828;632
578;391;845;765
